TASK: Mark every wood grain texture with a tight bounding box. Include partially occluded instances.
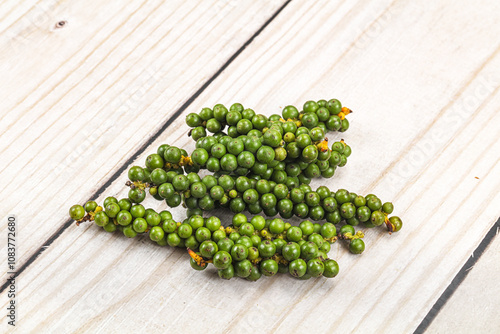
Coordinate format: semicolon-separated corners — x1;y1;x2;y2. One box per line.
1;0;500;333
427;226;500;334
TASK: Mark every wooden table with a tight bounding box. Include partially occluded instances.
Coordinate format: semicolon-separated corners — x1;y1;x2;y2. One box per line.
1;0;499;332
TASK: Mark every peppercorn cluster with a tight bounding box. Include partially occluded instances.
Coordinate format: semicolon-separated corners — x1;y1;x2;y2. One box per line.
69;98;403;281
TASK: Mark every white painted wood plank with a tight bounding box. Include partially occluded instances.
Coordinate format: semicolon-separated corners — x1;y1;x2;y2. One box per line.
0;0;286;278
427;227;500;334
2;0;500;333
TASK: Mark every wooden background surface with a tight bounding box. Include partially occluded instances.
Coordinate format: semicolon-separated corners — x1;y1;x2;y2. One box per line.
1;0;500;333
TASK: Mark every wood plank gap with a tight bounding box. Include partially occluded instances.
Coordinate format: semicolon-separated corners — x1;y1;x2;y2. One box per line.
414;216;500;334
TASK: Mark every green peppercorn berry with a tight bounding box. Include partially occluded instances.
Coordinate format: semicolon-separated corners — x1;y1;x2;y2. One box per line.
256;240;275;258
282;105;299;119
176;223;192;238
340;224;355;236
249;114;265;131
128;205;143;219
310;127;325;141
218;264;235;280
250;215;266;230
300;242;319;260
273;238;286;253
114;210;131;226
148;226;164;242
323;210;339;224
186;215;202;230
127;166;145;182
163;147;181;164
316;107;330;122
270;184;286;200
190;255;207;271
382;202;394;214
305;192;321;207
213;251;232;269
284;132;295;143
220;154;238;172
204;157;219;172
236;119;253;135
190;182;207;199
205;118;221;133
293;203;309;218
237;151;256;169
288;188;303;204
92;211;109;227
371;210;385;226
367;197;382;211
145;154;164;170
113;200;129;213
167;232;181;247
340;202;356;219
349;239;365;254
308;206;324;221
244;265;261;281
172;175;189;192
301;113;319;129
198;107;213;120
323;259;339;278
234;260;253;278
389;216;403;232
226;110;242;126
350;196;365;208
303;100;319;114
334;189;350;205
199;240;218;259
320;223;336;239
132;218;147;233
212;229;226;243
262;129;282;148
260;259;278;277
295;133;311;149
186;113;202;127
307;233;323;247
128;188;146;203
217;238;235;253
285;225;302;242
320;241;331;253
286;142;300;159
239;222;255;237
236;236;253;249
340;118;349;132
103;222;117;233
281;242;300;261
355;206;371;222
195;227;211;243
347;217;360;226
289;259;307;278
327;99;342;115
69;204;85;220
102;196;117;208
250;235;261;247
204;216;220;232
81;201;97;214
212;103;228;121
302;145;318;163
306;258;324;277
123;225;137;238
321;197;337;213
231;244;249;261
191;126;207;141
274;147;287;162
